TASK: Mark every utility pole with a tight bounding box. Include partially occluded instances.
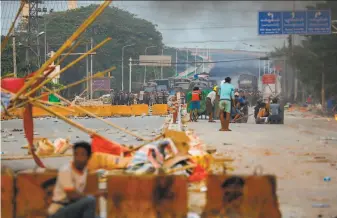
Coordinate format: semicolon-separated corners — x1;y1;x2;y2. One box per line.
186;48;189;78
129;57;132;92
86;43;89;99
144;45;156;84
161;49;163;79
90;37;93;99
194;47;197;74
12;34;17;77
321;61;325;109
175;49;178;76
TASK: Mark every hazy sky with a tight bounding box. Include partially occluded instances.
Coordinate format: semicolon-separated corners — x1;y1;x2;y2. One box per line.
1;1;317;51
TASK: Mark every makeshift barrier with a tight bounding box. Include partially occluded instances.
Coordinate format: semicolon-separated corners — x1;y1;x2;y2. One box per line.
130;104;148;116
1;167;14;218
1;171;282;218
4;104;167;119
15;169;99;218
107;175;188;218
151;104;168;116
202;174;281;218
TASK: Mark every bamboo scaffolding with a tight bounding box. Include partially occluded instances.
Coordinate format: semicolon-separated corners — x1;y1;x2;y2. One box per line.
0;1;25;53
11;1;112;102
7;67;113;113
24;38;112;97
57;37;85;65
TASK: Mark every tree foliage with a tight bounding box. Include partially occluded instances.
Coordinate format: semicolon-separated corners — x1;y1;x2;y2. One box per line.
270;1;337;98
1;5;197;95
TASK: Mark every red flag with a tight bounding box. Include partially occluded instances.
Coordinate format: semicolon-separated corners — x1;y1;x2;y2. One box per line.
188;165;208;182
91;134;131;157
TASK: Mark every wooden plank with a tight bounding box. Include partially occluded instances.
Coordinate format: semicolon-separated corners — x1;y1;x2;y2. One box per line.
107;175;188;218
1;167;15;218
202;174;281;218
15;169;99;218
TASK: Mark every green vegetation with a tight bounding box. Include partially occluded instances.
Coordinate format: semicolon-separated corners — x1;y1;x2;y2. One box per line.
270;1;337;100
1;5;200;95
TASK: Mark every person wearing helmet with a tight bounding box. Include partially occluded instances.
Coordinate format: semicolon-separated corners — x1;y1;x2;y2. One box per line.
206;86;217;122
218;77;235;131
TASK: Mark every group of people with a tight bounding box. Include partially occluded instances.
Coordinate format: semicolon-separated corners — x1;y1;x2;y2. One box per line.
110;90;168;106
189;76;248;131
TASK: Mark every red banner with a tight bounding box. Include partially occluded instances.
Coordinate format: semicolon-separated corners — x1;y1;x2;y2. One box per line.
262;74;276;84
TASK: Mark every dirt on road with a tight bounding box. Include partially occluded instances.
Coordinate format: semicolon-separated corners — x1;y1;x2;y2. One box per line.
188;113;337;217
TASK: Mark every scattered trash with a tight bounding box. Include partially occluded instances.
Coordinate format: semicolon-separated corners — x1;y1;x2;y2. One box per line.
222;143;232;145
323;176;331;182
12;128;23;132
312;203;330;208
136;138;143;141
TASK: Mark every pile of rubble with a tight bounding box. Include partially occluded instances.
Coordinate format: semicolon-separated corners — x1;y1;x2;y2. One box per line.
71;96;104;106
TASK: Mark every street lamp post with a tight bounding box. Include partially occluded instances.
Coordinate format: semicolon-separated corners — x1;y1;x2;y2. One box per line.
144;45;157;84
194;46;198;74
175;49;178;76
122;44;135;90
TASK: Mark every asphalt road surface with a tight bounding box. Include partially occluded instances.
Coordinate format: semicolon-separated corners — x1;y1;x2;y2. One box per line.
1;116;165;171
1;112;337;217
189;109;337;217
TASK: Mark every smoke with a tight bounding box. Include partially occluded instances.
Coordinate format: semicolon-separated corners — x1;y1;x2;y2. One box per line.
117;1;319;49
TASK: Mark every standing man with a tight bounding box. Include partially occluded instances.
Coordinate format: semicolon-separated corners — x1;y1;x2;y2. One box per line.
190;87;201;122
48;141;104;218
206;86;217;122
218;77;235;131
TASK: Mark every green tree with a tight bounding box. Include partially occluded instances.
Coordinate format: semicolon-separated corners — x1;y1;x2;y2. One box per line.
270;1;337;101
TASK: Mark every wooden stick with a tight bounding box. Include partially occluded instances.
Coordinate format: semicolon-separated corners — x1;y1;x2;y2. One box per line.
1;153;73;161
25;38;112;97
32;101;128;151
7;67;113;113
36;100;76;113
1;1;25;53
11;1;112;101
166;164;196;174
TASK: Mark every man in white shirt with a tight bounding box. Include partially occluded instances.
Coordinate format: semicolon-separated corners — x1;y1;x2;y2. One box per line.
206;86;217;122
48;141;104;218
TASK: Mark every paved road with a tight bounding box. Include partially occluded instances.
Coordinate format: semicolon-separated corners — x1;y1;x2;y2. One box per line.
1;116;165;171
189;110;337;217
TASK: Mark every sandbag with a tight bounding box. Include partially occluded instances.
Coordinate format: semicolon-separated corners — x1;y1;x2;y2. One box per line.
87;152;132;170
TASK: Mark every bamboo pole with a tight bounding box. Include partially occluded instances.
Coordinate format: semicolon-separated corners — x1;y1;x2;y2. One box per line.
24;38;112;97
11;1;112;101
36;100;76;113
32;101;128;151
1;153;73;161
42;87;148;140
57;37;85;65
166;164;196;174
1;1;25;53
7;67;113;113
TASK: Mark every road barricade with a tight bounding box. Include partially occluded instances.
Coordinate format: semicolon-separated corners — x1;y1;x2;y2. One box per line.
203;174;281;218
107;175;188;218
130;104;148;116
151;104;168;115
15;169;99;218
1;167;14;218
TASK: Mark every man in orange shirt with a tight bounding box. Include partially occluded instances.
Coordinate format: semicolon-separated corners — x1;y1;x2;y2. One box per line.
190;87;201;122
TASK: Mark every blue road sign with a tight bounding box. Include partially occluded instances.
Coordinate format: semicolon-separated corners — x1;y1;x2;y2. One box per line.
307;10;331;34
258;10;331;35
282;11;306;34
258;11;282;35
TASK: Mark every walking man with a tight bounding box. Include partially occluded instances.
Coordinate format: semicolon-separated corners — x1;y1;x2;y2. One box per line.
218;77;235;131
206;86;217;122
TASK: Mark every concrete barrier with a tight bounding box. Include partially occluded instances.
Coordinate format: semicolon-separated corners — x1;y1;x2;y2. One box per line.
3;104;164;119
151;104;168;116
15;169;99;218
130;104;148;116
